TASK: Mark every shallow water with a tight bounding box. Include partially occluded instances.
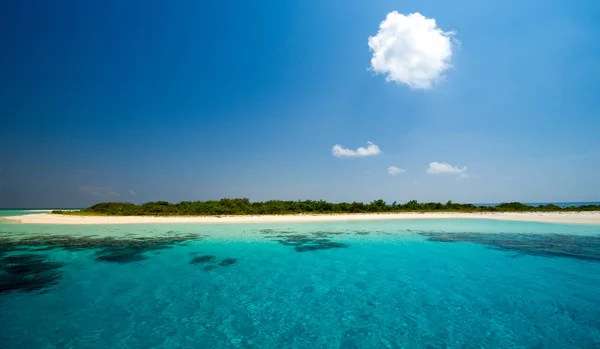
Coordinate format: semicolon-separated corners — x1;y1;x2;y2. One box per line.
1;218;600;348
0;209;56;217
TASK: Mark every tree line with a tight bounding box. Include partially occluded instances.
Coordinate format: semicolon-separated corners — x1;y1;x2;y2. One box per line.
52;199;600;216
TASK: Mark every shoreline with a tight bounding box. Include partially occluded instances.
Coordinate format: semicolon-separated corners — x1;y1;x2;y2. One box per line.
3;212;600;225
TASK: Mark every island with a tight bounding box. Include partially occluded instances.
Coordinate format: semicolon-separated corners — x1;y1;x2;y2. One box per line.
2;199;599;225
53;199;600;216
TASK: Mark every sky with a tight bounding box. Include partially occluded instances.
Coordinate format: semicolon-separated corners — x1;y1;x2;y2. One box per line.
1;0;600;208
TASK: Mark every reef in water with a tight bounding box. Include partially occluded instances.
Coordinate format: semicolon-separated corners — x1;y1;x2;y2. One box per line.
219;258;238;266
0;232;206;294
259;230;349;252
419;232;600;263
0;233;203;250
0;254;65;294
190;255;216;264
95;246;159;263
189;254;238;270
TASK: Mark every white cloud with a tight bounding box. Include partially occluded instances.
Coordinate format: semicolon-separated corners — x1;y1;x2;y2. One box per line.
426;162;468;178
332;141;382;158
368;11;456;89
79;186;113;193
129;190;136;196
387;166;405;175
79;186;120;198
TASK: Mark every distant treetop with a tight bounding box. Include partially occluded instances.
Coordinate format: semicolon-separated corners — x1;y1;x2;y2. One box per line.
52;199;600;216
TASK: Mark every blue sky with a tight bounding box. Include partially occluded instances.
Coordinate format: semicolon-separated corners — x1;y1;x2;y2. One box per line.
1;0;599;207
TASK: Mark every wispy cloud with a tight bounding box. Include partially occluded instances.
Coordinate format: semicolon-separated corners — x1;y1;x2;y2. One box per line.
80;186;120;198
387;166;405;175
129;190;136;196
368;11;456;89
79;186;113;193
426;162;468;179
332;141;382;158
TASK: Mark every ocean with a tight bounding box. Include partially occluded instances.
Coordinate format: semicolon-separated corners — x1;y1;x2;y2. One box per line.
475;202;600;208
1;212;600;348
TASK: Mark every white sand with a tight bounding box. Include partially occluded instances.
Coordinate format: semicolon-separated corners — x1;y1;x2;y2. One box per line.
3;212;600;225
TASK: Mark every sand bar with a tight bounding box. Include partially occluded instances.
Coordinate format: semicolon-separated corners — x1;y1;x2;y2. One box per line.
3;212;600;225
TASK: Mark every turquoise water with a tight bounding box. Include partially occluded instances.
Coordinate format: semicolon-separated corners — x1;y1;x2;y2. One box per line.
1;217;600;348
0;209;56;217
477;201;600;207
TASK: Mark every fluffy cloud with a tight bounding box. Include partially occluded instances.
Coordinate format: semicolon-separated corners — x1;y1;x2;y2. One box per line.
368;11;455;89
426;162;468;178
332;141;382;157
387;166;405;175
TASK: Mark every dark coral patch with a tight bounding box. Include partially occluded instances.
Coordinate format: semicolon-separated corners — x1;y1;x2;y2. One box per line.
219;258;238;266
295;241;348;252
95;247;151;263
259;229;276;234
0;254;65;294
274;234;313;246
0;232;206;294
93;239;189;264
0;233;205;266
262;231;349;253
29;246;60;252
0;233;203;251
190;255;216;264
419;232;600;263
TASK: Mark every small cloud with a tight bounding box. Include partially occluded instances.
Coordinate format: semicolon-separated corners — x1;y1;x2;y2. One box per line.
387;166;405;176
79;186;113;193
426;162;468;179
80;186;119;198
412;180;421;184
332;141;382;158
368;11;456;89
129;190;136;196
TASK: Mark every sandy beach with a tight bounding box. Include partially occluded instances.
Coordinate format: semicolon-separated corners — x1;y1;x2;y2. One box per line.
3;212;600;225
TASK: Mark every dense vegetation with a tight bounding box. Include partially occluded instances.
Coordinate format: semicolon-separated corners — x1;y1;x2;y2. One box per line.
52;199;600;216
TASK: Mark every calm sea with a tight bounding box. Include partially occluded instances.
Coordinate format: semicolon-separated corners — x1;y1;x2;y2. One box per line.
476;202;600;207
0;209;81;217
1;213;600;348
